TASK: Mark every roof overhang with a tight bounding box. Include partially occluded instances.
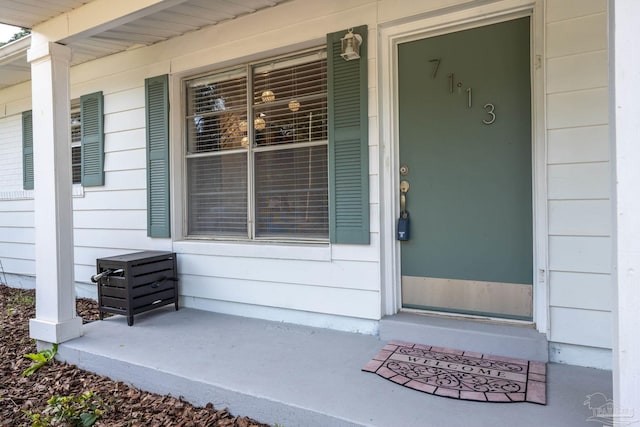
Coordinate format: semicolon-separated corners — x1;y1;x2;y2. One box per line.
0;0;286;90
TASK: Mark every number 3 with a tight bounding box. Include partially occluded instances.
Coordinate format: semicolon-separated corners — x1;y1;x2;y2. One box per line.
483;103;496;125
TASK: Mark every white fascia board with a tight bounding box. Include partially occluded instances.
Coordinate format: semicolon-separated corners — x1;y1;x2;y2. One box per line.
32;0;190;44
0;35;30;66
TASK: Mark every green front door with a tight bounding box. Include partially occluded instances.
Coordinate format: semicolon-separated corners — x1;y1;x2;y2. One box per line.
398;17;533;320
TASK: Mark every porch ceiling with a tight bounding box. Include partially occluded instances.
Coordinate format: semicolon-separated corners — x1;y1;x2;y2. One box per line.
0;0;286;90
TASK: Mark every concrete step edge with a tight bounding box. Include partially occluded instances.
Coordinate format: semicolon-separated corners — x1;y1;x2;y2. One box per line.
379;314;548;362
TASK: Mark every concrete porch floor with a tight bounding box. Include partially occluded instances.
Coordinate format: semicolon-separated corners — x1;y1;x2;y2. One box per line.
57;307;612;427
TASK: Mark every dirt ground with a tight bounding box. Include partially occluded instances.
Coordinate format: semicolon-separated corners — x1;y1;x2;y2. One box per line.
0;284;271;427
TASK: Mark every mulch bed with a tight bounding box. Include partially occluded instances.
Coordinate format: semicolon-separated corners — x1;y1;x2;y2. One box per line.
0;284;270;427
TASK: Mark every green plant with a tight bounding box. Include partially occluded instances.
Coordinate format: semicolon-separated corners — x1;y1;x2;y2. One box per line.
25;391;105;427
9;291;34;307
22;343;58;377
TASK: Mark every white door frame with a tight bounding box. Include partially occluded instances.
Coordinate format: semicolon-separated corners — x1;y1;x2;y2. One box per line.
378;0;548;334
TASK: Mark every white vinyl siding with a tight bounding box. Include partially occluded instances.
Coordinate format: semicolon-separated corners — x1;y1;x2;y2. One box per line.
546;88;608;129
549;236;611;274
546;0;607;22
547;125;609;163
545;0;611;353
0;199;35;276
180;275;380;319
547;163;610;200
546;51;607;94
0;116;35;277
546;13;607;58
549;271;611;312
550;307;612;348
548;200;611;236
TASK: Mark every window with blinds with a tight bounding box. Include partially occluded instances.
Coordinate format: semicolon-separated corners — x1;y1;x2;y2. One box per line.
70;105;82;185
185;49;328;240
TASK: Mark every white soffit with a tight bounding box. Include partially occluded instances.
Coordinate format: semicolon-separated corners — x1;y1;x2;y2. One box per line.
0;0;286;90
0;0;90;28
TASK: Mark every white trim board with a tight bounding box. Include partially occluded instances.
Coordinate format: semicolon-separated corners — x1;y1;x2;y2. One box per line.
549;342;612;370
181;296;379;335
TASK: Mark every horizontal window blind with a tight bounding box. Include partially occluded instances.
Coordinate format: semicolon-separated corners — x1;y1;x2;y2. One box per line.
255;144;328;239
253;57;327;146
187;68;248;153
71;107;81;184
187;153;248;237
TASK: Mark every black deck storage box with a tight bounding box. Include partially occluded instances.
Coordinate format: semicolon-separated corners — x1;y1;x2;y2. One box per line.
93;251;178;326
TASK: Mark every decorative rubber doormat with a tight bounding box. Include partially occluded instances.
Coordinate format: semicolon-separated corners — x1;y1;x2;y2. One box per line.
363;341;546;404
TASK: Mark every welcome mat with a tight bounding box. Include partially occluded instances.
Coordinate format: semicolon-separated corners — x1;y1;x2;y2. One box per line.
363;340;546;404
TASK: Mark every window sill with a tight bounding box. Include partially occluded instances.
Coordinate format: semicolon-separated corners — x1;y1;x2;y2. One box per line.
173;239;331;262
72;184;84;198
0;185;84;201
0;189;33;200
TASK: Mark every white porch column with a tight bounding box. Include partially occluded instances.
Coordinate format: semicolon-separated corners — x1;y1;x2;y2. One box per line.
27;40;83;343
610;0;640;418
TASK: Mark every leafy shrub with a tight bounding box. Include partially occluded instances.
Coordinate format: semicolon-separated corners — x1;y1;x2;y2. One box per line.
25;391;105;427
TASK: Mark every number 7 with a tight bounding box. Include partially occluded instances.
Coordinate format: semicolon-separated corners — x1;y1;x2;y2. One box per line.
429;58;441;79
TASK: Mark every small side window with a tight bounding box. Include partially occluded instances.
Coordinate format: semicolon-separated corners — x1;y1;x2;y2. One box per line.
70;103;82;185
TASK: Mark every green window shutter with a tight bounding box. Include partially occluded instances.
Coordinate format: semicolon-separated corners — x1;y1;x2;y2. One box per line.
80;91;105;187
22;110;34;190
145;75;170;238
327;26;369;244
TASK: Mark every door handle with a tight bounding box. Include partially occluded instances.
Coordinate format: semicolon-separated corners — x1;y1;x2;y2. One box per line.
400;180;410;217
398;180;410;241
